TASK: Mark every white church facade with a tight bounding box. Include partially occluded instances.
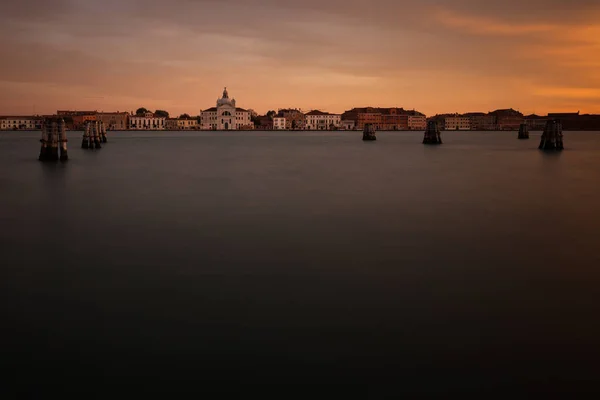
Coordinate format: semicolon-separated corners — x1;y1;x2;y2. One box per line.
200;88;253;130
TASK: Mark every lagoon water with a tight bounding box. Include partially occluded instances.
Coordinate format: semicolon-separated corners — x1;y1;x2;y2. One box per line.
2;130;600;396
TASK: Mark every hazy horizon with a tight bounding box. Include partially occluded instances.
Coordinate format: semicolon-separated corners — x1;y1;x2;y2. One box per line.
1;0;599;116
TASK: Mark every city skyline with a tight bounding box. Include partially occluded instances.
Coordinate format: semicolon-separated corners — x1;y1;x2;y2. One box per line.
1;0;599;116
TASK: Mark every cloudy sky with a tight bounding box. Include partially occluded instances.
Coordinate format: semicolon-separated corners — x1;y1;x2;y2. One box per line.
1;0;599;116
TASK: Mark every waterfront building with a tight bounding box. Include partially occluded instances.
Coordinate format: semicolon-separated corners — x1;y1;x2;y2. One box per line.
98;112;129;130
57;110;98;130
304;110;341;130
489;109;524;130
200;88;252;130
381;109;409;130
525;114;548;131
465;113;497;130
177;117;199;130
341;107;426;130
408;115;427;130
341;120;356;130
129;111;166;130
165;118;178;130
273;117;286;130
255;115;273;130
444;115;471;130
543;112;600;131
0;116;43;130
278;109;306;130
342;107;382;130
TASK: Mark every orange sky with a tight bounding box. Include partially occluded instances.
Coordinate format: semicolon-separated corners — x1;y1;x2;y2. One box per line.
1;0;599;116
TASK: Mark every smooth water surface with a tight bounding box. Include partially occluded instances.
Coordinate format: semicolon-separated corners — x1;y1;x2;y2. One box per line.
1;130;600;396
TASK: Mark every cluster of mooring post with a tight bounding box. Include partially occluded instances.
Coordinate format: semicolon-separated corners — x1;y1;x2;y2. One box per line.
423;120;442;144
363;123;376;141
39;117;68;162
82;120;105;149
518;123;529;139
539;119;564;151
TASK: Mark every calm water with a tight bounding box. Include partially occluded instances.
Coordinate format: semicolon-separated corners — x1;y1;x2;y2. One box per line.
1;130;600;396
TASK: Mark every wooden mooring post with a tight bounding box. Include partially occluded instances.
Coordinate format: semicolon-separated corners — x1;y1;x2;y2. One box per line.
363;123;376;141
518;123;529;139
423;120;442;144
82;121;91;149
100;121;107;143
93;120;102;149
539;119;564;151
82;120;102;149
39;117;67;162
59;118;68;161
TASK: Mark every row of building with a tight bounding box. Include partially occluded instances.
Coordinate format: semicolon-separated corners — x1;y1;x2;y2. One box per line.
0;88;428;132
2;88;599;131
428;109;600;131
428;109;526;131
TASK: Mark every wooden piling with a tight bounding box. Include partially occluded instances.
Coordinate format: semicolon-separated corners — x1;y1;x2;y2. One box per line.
93;121;102;149
100;121;107;143
82;121;90;149
423;120;442;144
39;121;50;161
539;119;564;151
59;118;68;161
49;120;59;161
518;123;529;139
363;123;376;141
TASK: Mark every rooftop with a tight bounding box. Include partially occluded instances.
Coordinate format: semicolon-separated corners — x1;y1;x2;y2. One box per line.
305;110;339;116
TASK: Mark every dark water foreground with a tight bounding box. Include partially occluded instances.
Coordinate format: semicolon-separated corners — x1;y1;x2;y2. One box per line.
1;131;600;397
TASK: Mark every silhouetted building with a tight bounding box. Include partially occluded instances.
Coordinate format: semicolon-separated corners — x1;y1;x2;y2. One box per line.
465;112;497;130
256;116;273;130
489;109;524;130
341;107;426;130
525;114;548;131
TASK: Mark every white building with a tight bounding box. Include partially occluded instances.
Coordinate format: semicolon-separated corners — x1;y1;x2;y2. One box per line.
1;116;42;130
273;117;286;130
177;117;199;130
444;116;471;131
200;88;252;130
129;112;166;130
304;110;341;130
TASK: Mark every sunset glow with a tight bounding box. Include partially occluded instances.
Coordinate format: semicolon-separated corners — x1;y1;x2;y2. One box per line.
1;0;599;116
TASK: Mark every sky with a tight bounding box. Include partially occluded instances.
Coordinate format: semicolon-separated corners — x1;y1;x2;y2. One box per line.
1;0;600;116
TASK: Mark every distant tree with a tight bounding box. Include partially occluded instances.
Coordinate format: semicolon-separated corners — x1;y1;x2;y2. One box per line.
179;113;191;119
136;107;150;116
251;115;261;128
155;110;169;118
266;110;276;119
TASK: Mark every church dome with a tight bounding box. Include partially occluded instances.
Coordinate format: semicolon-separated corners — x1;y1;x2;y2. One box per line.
217;87;235;107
